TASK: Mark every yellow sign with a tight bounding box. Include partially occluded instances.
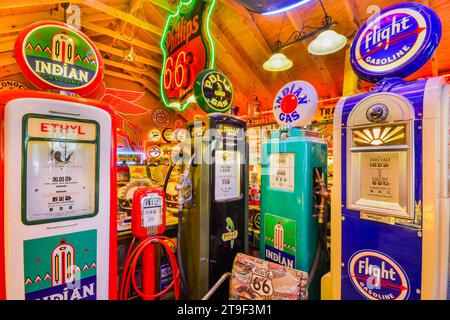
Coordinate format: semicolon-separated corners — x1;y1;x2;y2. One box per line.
360;212;396;225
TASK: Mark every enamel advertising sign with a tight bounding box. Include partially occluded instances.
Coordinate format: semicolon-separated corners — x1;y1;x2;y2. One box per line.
348;250;410;300
14;21;104;96
160;0;216;111
273;81;318;127
24;230;97;300
350;2;442;83
194;69;233;113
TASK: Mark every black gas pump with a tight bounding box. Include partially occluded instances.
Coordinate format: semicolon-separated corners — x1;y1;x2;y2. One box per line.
174;114;249;299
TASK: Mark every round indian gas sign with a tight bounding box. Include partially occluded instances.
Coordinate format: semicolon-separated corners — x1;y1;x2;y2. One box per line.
273;81;318;127
14;21;104;96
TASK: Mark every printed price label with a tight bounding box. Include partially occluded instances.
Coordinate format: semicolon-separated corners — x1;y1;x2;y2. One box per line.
269;153;295;191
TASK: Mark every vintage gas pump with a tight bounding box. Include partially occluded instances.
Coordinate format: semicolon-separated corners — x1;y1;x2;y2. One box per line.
0;21;119;300
0;91;118;300
324;2;449;300
260;81;329;300
178;113;248;299
119;188;180;300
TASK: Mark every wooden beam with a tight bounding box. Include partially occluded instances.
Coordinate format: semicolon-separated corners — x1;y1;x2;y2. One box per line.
0;64;21;78
0;0;63;9
82;0;162;36
0;53;16;67
211;21;273;100
146;0;176;13
104;69;159;98
94;42;160;68
287;11;339;97
342;0;361;30
83;22;161;54
103;58;159;78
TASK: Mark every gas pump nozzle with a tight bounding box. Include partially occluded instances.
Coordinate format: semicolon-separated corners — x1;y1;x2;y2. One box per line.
175;155;195;212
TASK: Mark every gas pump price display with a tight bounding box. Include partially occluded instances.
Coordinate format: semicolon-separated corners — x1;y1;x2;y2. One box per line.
23;115;99;224
214;150;241;201
141;194;163;229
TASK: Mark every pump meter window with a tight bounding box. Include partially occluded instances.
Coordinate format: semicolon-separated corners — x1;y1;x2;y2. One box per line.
22;115;99;224
269;153;295;191
348;124;411;217
215;150;241;201
141;195;163;228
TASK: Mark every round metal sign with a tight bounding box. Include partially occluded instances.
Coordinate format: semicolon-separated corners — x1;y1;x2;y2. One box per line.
14;21;104;96
273;81;318;127
350;2;442;83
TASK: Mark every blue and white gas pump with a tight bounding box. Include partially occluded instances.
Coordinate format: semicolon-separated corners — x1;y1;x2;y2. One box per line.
323;2;449;300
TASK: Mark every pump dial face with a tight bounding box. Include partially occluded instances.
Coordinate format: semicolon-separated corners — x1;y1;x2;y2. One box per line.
49;142;74;164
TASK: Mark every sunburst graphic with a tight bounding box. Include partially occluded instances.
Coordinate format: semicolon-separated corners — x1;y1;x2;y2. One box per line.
352;125;405;146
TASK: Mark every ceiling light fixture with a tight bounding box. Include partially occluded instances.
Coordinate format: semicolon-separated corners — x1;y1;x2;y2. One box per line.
263;0;347;67
263;53;293;71
308;30;347;55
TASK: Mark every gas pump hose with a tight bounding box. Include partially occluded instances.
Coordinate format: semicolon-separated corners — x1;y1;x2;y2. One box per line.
119;235;180;300
162;151;192;299
308;168;331;289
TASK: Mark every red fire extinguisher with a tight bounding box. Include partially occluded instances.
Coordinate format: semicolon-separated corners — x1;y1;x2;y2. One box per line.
119;188;180;300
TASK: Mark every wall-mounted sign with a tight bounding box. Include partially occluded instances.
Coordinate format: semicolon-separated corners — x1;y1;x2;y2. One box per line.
174;128;189;142
273;81;318;127
160;0;216;111
146;145;162;159
152;108;171;128
148;129;162;142
194;69;233;113
0;80;29;91
348;250;410;300
14;21;103;96
162;128;175;143
350;2;442;83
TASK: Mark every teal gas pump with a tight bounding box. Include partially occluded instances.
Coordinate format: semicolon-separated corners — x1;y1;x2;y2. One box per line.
260;81;329;300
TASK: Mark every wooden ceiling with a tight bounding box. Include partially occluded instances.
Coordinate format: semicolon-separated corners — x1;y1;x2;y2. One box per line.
1;0;450;118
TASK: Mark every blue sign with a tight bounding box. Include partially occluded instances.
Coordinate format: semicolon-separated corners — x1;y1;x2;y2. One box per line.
348;250;410;300
264;245;295;269
350;2;442;83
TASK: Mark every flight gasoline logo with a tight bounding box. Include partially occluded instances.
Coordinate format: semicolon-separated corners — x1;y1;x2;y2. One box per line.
348;250;410;300
352;4;437;76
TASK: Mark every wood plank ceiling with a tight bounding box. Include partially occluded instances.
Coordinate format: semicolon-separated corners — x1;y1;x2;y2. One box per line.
1;0;450;117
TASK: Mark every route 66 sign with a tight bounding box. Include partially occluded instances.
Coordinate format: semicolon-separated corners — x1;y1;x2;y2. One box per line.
160;0;216;111
250;267;274;297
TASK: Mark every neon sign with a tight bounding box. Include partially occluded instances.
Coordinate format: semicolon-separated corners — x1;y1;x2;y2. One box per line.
160;0;216;111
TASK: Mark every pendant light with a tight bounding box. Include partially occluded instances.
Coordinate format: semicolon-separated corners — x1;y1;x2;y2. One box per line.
263;53;293;71
307;30;347;55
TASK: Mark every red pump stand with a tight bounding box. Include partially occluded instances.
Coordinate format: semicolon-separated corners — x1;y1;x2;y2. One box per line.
119;188;180;300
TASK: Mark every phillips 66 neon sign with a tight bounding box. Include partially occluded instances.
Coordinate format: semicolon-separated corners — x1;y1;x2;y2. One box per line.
160;0;216;111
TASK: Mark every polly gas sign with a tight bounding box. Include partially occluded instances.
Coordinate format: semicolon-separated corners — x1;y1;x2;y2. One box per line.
160;0;216;111
348;250;410;300
194;69;233;113
350;2;442;82
14;21;104;96
273;81;318;127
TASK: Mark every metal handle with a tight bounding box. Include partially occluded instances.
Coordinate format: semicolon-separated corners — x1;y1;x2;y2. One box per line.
201;272;232;300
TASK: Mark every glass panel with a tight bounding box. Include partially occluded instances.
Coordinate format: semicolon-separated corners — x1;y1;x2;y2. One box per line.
25;141;97;223
352;125;406;147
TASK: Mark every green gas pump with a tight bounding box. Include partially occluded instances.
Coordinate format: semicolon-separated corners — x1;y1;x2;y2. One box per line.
259;81;329;299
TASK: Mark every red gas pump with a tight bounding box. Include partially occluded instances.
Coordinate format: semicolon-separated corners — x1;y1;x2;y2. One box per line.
119;188;180;300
